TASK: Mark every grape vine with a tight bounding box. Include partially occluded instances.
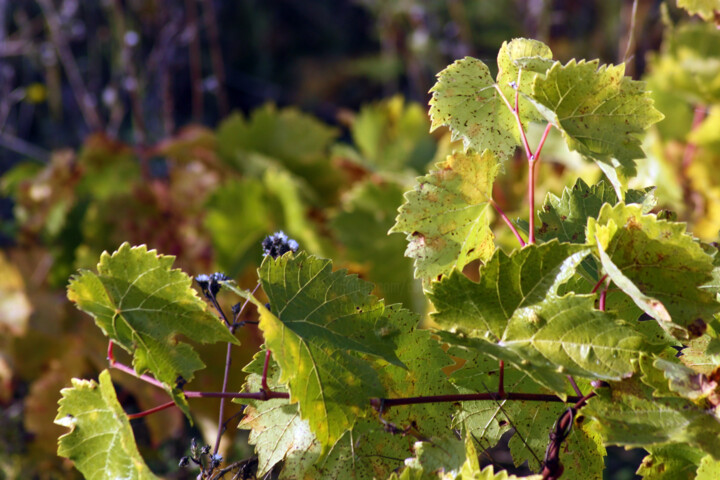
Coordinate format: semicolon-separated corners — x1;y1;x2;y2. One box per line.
54;34;720;480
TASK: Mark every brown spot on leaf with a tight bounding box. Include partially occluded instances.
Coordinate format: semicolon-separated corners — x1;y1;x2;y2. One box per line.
687;318;707;339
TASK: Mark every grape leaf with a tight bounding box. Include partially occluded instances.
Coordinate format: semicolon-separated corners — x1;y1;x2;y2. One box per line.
429;57;518;159
583;379;720;459
653;358;720;403
216;105;343;202
688;106;720;154
431;242;645;394
430;241;589;341
587;203;720;340
448;349;591;473
390;150;499;280
677;0;720;22
228;252;405;449
239;350;410;479
530;60;664;176
496;38;555;124
375;305;458;439
681;335;720;375
429;39;554;161
238;352;317;477
401;436;467;480
636;444;705;480
697;455;720;480
0;251;31;336
535;178;655;245
55;370;158;480
67;243;238;416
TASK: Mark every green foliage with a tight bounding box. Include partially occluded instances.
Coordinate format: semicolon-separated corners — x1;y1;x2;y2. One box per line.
2;27;720;480
390;150;499;279
67;243;238;417
228;252;406;449
530;60;663;176
587;203;720;339
55;370;158;480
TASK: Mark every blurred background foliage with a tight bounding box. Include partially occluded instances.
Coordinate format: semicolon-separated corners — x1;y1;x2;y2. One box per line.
1;0;720;478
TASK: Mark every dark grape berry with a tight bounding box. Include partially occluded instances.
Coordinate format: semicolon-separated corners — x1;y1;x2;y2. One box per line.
195;272;230;297
262;231;299;258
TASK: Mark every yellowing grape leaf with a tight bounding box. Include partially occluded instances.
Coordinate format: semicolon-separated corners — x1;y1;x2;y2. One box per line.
228;253;405;449
587;203;720;340
67;243;238;417
429;57;518;159
697;455;720;480
55;370;158;480
429;39;555;160
496;38;555;125
390;150;499;280
530;60;663;176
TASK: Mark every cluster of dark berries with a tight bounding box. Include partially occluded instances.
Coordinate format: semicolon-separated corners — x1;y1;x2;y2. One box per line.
179;438;222;471
262;231;299;259
195;272;230;297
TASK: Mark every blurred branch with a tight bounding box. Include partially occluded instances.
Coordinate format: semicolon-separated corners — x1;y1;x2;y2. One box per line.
186;0;204;121
37;0;103;132
110;0;146;147
200;0;229;116
148;9;184;136
0;132;50;162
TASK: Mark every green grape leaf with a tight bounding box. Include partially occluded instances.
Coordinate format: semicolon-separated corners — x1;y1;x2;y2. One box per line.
637;444;705;480
401;436;467;480
530;60;663;176
55;370;158;480
390;150;499;280
431;242;645;394
653;358;720;403
587;203;720;340
430;242;589;341
228;253;405;449
331;181;421;310
583;379;720;459
681;335;720;375
239;351;411;479
67;243;238;417
238;352;316;477
535;178;655;245
677;0;720;22
448;349;599;474
376;305;458;439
